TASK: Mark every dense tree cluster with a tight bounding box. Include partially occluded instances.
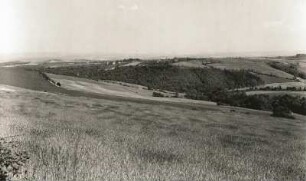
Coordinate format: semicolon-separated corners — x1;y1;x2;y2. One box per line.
208;90;306;116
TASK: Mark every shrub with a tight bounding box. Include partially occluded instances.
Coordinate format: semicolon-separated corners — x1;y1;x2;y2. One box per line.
0;139;29;180
271;100;295;119
152;92;164;97
147;85;153;90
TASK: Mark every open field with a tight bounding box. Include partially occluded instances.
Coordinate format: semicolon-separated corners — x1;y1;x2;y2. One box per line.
0;67;69;94
237;81;306;92
172;60;208;68
242;81;306;97
0;84;306;181
254;74;291;84
47;73;176;99
298;61;306;75
170;57;306;85
246;91;306;97
172;58;295;79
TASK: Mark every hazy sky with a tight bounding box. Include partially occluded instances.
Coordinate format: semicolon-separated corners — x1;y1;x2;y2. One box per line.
0;0;306;58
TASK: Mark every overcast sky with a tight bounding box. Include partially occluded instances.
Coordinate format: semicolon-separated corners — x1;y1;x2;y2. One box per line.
0;0;306;59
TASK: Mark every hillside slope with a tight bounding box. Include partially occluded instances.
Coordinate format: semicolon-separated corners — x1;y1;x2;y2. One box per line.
44;64;263;98
0;84;305;180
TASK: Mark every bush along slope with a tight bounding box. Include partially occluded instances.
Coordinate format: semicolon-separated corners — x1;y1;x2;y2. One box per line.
0;138;29;181
208;90;306;116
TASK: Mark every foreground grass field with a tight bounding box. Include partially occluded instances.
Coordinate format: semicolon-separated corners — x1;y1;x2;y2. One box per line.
0;85;306;181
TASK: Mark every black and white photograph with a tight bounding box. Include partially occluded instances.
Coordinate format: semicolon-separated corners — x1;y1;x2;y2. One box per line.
0;0;306;180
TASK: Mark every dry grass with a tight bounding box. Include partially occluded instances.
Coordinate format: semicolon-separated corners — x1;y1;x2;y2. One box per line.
246;91;306;97
0;86;306;181
208;59;294;79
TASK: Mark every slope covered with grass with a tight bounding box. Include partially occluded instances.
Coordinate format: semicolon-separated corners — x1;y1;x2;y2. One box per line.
268;61;306;79
0;85;305;180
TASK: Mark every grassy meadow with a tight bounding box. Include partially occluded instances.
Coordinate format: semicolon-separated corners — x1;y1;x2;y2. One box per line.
0;86;306;181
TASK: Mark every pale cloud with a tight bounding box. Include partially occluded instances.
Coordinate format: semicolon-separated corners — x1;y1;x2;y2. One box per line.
118;4;125;10
130;4;138;10
264;20;284;28
118;3;139;11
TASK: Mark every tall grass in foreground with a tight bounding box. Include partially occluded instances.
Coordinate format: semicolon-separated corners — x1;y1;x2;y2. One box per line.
0;90;306;181
22;128;306;181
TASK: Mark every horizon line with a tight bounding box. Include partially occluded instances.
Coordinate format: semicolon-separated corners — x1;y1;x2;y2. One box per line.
0;50;305;62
